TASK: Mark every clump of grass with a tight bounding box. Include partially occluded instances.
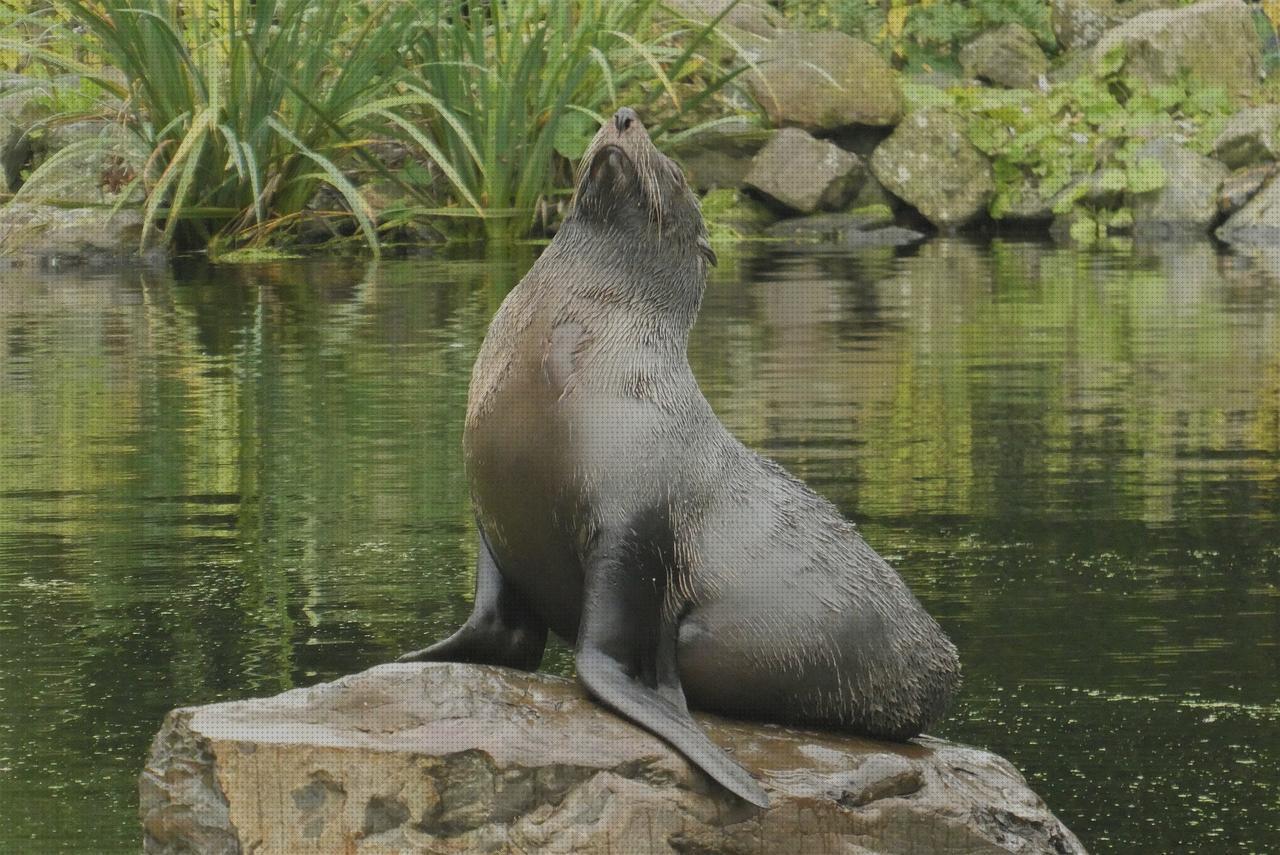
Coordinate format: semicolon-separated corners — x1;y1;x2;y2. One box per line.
389;0;754;241
15;0;422;255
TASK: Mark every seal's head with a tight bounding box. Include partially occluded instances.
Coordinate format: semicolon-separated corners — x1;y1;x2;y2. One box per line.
569;107;716;267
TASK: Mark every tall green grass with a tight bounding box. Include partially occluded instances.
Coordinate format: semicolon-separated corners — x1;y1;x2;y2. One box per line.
4;0;753;253
386;0;751;241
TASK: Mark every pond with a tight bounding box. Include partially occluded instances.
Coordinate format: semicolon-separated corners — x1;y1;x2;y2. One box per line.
0;238;1277;853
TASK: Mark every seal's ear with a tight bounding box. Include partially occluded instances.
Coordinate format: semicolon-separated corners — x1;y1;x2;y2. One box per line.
697;235;718;267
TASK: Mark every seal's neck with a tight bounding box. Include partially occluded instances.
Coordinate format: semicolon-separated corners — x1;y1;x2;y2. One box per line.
544;217;706;333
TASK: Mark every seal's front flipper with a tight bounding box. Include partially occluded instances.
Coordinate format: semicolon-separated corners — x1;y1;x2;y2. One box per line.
398;528;546;671
574;527;770;808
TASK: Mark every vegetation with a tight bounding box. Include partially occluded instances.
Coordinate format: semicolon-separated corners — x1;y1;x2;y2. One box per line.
0;0;753;253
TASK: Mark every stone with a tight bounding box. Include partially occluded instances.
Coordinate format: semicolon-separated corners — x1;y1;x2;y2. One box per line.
666;0;782;37
0;202;153;268
1217;176;1280;245
744;127;866;214
870;109;995;229
1218;164;1277;217
139;663;1088;855
1091;0;1262;99
748;30;905;131
21;119;148;206
670;120;774;192
699;187;777;237
1128;136;1228;236
959;24;1049;90
1211;105;1280;170
1050;0;1178;52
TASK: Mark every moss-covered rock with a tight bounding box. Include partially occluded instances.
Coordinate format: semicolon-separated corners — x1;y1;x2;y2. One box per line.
699;188;777;239
666;0;782;37
1217;175;1280;245
748;31;904;131
1091;0;1262;99
1050;0;1179;52
1212;106;1280;170
669;121;774;192
1128;136;1228;237
744;128;866;214
870;109;995;229
959;24;1049;90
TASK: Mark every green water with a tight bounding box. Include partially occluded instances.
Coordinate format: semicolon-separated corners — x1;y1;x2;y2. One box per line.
0;239;1277;853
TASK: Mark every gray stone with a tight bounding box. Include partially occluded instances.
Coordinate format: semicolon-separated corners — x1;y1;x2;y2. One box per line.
1217;177;1280;245
670;120;774;192
139;663;1088;855
959;24;1049;90
1218;164;1277;217
1050;0;1178;51
1091;0;1262;98
0;202;150;268
1129;136;1228;236
666;0;782;37
1212;105;1280;170
748;30;904;131
745;127;865;214
870;109;995;229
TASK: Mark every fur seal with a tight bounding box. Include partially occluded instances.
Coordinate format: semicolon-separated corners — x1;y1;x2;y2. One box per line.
400;107;961;807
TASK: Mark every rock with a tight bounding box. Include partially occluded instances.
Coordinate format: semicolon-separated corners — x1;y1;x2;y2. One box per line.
666;0;782;37
21;120;148;206
0;202;153;268
139;663;1087;855
766;212;927;248
748;31;904;131
0;84;49;191
670;120;774;192
1217;176;1280;245
1211;105;1280;170
1128;136;1228;236
1091;0;1262;99
1050;0;1177;51
993;175;1056;223
744;128;866;214
870;109;995;229
959;24;1049;90
1218;163;1277;217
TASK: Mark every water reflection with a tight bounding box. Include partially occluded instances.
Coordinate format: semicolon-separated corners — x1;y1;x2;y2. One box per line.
0;240;1276;852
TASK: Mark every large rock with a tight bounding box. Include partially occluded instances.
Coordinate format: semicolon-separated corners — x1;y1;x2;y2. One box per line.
1217;177;1280;245
745;127;865;213
1218;164;1277;217
0;202;151;268
670;120;774;192
1212;105;1280;170
140;663;1087;855
870;109;995;229
666;0;782;37
1049;0;1177;51
959;24;1049;90
1091;0;1262;98
748;31;904;131
1128;136;1228;237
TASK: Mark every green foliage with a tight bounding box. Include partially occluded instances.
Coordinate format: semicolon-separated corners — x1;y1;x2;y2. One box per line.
393;0;750;242
930;69;1234;226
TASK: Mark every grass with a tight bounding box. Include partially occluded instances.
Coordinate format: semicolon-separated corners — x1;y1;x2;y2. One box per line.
1;0;756;254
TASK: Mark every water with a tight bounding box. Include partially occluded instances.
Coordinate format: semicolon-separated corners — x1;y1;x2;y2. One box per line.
0;239;1277;853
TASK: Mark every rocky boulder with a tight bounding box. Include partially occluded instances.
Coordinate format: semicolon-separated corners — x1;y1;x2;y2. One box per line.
959;24;1049;90
748;30;904;131
1128;136;1227;237
1212;105;1280;170
870;109;995;229
1091;0;1262;98
1050;0;1178;52
666;0;782;37
140;663;1087;855
0;202;150;268
745;128;866;214
670;120;774;192
1218;164;1277;217
1217;176;1280;245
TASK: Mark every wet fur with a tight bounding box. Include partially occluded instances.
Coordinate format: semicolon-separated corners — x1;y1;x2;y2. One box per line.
462;113;961;743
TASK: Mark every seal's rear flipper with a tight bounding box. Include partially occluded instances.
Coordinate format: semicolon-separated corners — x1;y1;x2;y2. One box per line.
398;527;546;671
575;526;770;808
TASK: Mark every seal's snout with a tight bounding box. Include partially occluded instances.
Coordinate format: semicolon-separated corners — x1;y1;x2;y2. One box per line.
613;107;639;135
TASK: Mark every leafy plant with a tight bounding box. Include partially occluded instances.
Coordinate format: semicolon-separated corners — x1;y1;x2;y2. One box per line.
12;0;423;255
390;0;752;241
